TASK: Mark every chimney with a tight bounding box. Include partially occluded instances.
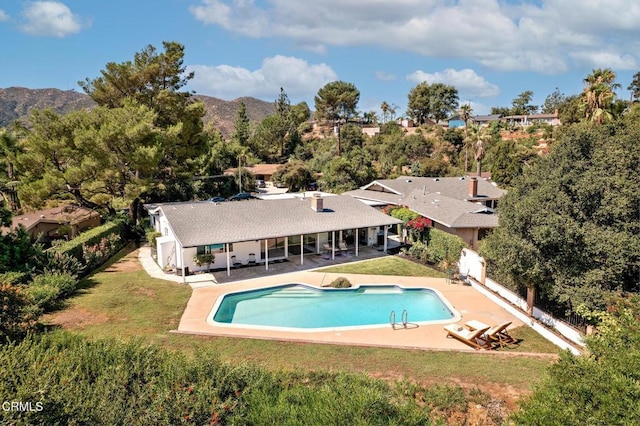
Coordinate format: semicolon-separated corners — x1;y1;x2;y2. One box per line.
468;177;478;198
311;193;323;212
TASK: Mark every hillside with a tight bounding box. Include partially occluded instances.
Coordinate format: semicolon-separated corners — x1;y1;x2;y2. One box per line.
0;87;274;137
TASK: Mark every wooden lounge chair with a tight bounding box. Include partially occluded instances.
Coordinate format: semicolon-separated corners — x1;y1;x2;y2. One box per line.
444;324;492;350
465;320;517;347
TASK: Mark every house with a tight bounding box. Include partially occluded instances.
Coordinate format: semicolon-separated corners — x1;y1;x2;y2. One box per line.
503;110;561;127
2;205;101;241
471;114;502;127
344;176;506;249
223;163;282;183
146;194;402;277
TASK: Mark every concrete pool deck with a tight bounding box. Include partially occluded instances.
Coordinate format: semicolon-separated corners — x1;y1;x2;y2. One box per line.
173;270;525;352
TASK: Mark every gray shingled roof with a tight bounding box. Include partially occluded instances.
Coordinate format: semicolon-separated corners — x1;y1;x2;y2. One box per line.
344;177;504;229
157;195;402;247
361;176;505;201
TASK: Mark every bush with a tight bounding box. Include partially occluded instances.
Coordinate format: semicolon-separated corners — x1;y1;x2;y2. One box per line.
145;230;161;248
42;251;85;278
25;272;77;311
328;277;352;288
49;222;124;266
407;241;429;263
0;282;37;341
426;229;467;266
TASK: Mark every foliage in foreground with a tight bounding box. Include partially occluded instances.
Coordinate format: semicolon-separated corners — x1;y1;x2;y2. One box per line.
0;332;503;425
512;295;640;425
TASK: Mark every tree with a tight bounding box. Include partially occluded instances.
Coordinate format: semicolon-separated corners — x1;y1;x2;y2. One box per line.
407;82;459;124
0;127;24;210
481;119;640;314
380;101;390;123
17;101;162;213
231;102;251;147
79;41;195;129
511;90;538;115
580;68;621;124
77;41;208;212
627;71;640;103
541;87;566;114
512;295;640;425
271;161;313;192
314;81;360;156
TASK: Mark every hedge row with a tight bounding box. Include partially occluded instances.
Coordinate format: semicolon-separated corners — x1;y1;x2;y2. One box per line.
48;222;124;265
426;228;467;266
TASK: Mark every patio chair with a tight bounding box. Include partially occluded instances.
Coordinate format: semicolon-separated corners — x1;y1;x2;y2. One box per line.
338;241;349;255
465;320;517;347
444;324;492;350
230;255;242;268
247;253;256;265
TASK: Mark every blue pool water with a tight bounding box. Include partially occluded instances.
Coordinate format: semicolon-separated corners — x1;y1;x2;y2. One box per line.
212;284;456;329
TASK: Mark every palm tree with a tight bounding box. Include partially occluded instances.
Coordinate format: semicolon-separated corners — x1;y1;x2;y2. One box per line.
380;101;390;124
458;104;473;172
581;68;621;124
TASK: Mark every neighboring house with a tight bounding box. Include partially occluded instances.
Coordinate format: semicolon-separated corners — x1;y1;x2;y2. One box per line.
344;176;506;250
2;205;101;241
362;127;380;137
224;164;282;183
503;110;561;127
471;114;502;127
146;194;402;277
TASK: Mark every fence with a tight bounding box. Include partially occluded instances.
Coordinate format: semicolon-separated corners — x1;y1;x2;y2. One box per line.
458;248;585;353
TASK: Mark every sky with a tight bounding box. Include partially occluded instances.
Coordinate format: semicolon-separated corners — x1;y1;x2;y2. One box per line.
1;0;639;116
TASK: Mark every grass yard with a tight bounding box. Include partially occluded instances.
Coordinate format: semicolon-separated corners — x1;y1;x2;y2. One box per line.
45;246;559;411
316;255;448;277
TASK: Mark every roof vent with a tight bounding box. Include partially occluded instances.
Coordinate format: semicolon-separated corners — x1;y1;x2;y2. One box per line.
406;179;412;183
433;178;439;182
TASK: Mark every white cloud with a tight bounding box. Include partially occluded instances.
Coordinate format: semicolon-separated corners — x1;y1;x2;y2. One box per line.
570;51;637;70
375;71;395;81
407;69;500;99
187;55;338;100
188;0;640;74
0;10;9;22
21;1;84;37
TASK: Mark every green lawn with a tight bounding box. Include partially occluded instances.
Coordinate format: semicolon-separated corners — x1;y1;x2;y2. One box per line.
316;256;448;277
45;246;557;393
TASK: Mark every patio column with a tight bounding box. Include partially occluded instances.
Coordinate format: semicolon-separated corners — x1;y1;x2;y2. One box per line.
300;234;304;265
331;231;336;260
316;233;320;253
383;226;388;253
226;244;231;277
265;239;269;271
181;247;186;283
285;237;289;258
355;228;359;257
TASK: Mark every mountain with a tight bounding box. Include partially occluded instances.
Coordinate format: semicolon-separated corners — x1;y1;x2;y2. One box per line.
0;87;274;137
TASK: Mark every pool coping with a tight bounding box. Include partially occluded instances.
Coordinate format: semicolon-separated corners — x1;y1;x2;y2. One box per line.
175;270;527;352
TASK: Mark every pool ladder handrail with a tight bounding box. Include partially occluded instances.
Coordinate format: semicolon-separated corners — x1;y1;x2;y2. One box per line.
390;309;409;329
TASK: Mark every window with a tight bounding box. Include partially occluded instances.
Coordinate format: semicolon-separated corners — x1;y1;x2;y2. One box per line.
197;243;229;255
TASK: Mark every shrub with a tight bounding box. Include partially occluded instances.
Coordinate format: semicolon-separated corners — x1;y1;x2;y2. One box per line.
329;277;352;288
0;282;37;341
25;272;77;311
49;222;124;266
192;253;214;271
407;241;429;263
145;230;162;248
426;229;467;266
42;251;85;278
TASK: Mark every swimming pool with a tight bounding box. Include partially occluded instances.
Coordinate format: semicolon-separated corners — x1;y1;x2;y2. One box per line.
210;284;458;330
